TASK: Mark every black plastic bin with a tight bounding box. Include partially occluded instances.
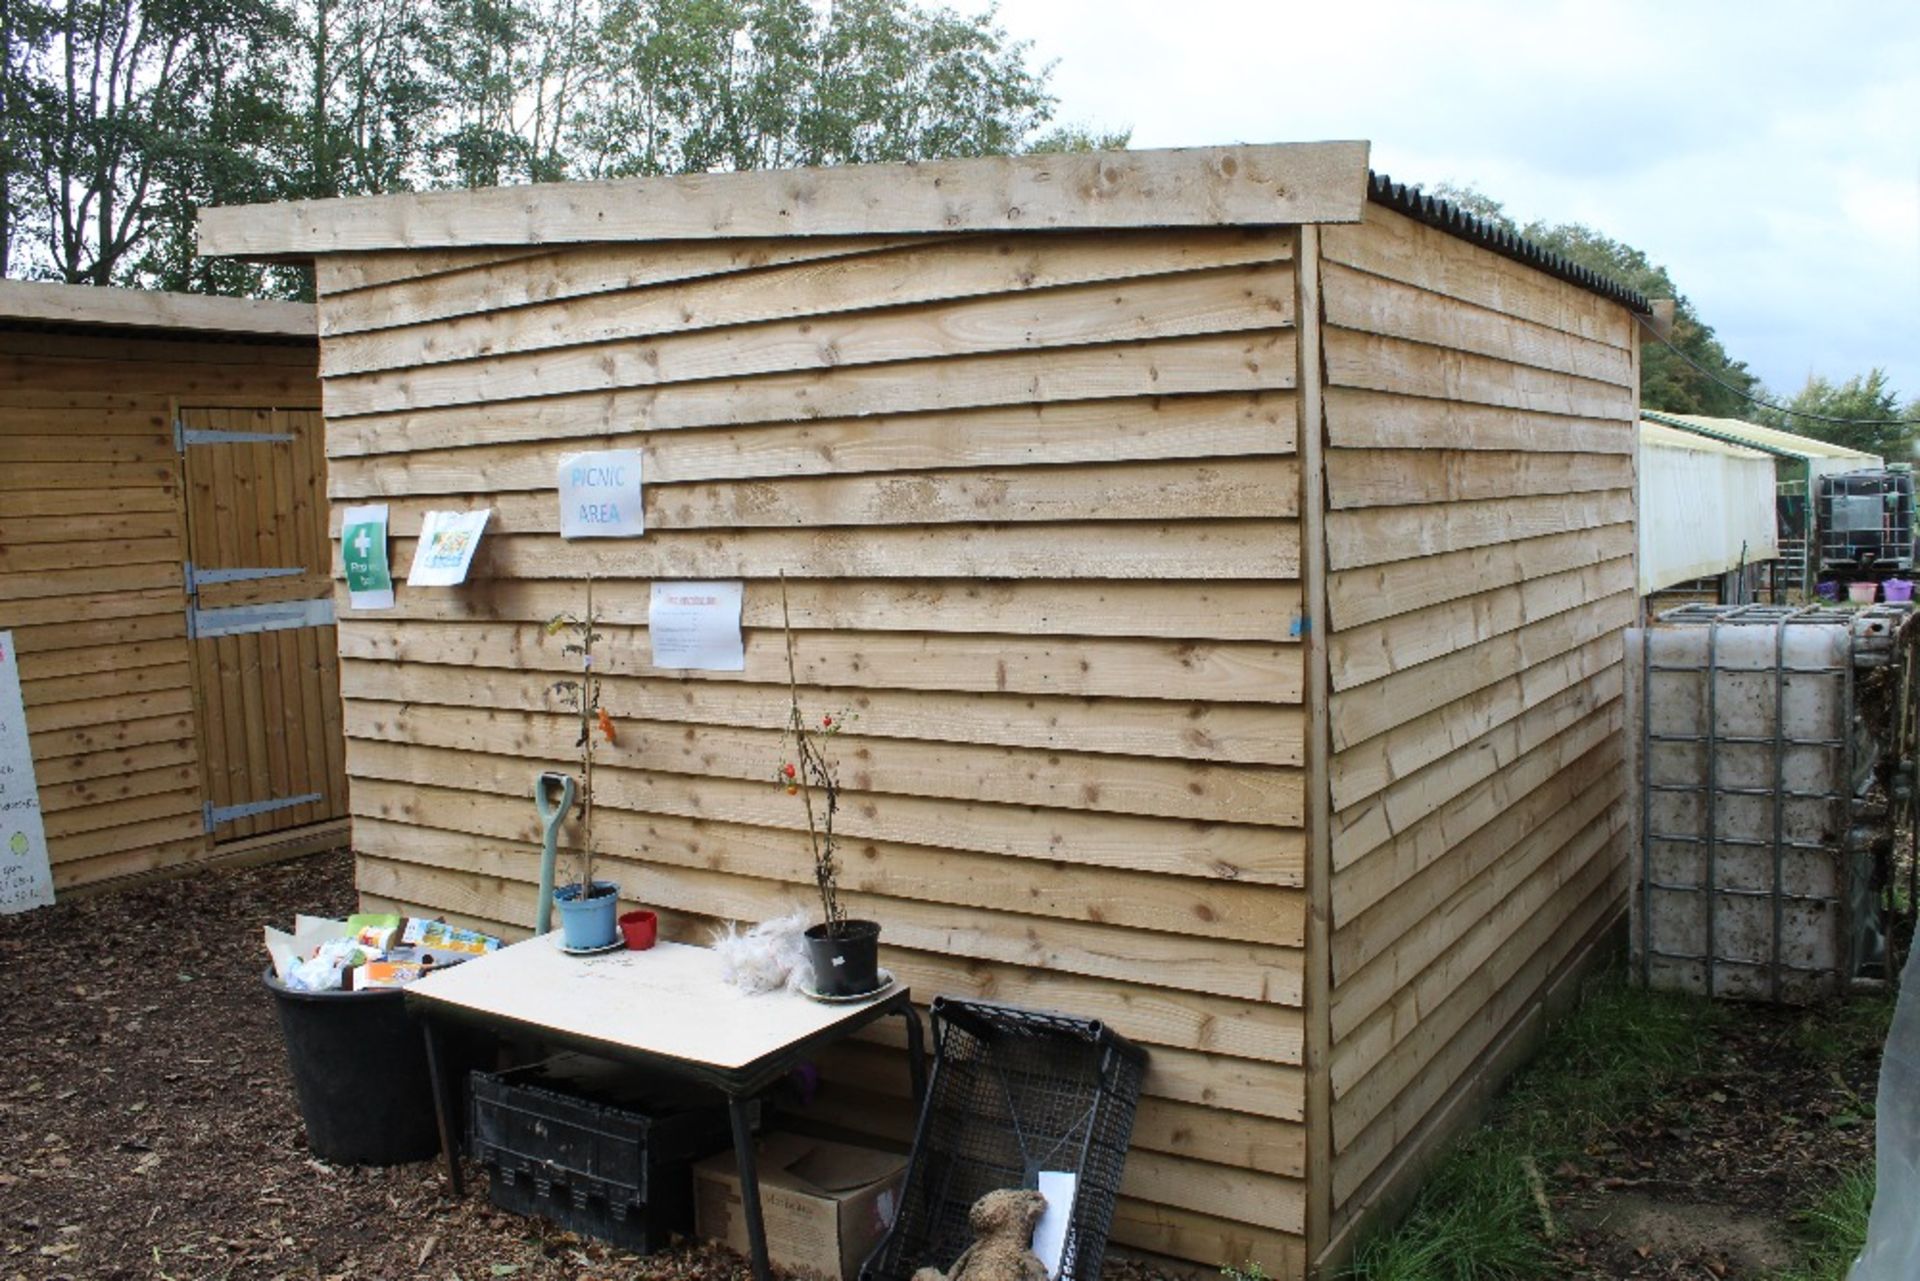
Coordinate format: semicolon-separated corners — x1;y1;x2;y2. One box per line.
262;969;441;1165
863;997;1148;1281
469;1057;732;1254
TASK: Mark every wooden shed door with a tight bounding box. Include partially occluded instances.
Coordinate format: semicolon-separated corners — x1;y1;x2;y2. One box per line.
179;406;346;843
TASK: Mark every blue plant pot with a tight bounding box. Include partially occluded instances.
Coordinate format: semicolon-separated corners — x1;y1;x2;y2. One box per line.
554;881;620;950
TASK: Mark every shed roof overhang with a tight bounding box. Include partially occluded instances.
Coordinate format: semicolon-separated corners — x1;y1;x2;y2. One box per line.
197;142;1374;259
0;278;314;340
195;140;1652;312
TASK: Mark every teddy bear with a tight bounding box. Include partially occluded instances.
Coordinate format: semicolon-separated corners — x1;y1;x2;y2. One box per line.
912;1188;1051;1281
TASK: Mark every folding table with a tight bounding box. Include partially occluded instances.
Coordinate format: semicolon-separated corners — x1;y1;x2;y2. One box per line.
406;935;925;1281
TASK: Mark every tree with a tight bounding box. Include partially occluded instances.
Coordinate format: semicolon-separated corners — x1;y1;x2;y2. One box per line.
571;0;1057;178
1024;122;1131;153
18;0;288;285
0;0;1101;294
1432;182;1760;418
290;0;441;198
1758;369;1915;460
0;0;53;277
422;0;597;187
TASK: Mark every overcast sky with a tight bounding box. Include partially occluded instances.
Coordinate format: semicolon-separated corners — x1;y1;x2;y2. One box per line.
988;0;1920;406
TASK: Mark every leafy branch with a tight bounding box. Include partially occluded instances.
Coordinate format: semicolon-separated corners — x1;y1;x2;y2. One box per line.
777;572;854;937
545;573;614;893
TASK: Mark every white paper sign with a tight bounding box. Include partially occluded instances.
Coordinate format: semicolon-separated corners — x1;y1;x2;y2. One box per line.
1033;1171;1076;1279
648;581;745;671
558;449;645;539
0;632;55;914
407;509;491;587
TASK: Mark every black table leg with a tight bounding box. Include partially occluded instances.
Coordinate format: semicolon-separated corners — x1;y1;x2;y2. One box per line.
729;1094;771;1281
899;1001;927;1107
421;1018;464;1198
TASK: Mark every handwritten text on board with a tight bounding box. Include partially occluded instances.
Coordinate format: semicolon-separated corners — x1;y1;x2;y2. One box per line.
558;450;645;539
0;632;54;914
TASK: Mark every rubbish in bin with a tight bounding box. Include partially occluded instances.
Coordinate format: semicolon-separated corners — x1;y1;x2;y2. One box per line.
402;918;500;955
348;912;403;950
289;936;373;991
356;960;430;988
265;912;501;992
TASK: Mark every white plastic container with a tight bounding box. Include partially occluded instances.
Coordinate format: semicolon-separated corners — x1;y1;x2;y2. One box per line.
1628;619;1859;1002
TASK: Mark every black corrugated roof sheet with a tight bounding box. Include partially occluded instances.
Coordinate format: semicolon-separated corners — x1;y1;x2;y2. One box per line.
1368;172;1653;314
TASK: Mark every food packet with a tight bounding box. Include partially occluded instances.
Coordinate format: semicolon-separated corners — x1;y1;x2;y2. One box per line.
353;960;428;989
400;918;500;955
346;912;404;952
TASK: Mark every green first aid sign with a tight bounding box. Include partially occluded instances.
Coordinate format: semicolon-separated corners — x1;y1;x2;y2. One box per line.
341;503;394;609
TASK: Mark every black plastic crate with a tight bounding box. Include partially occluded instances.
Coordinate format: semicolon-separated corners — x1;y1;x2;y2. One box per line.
863;998;1147;1281
470;1056;732;1254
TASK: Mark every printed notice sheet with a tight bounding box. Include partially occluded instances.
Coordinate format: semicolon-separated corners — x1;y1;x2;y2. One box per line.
0;632;54;914
407;509;491;587
558;449;645;538
648;581;745;671
341;503;395;609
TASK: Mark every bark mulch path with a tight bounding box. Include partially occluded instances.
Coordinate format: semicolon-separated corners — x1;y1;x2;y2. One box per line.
0;850;758;1281
1;848;1895;1281
1547;988;1888;1278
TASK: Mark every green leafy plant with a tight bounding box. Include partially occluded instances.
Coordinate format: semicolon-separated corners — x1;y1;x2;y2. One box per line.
1781;1163;1875;1281
775;572;856;936
546;575;615;896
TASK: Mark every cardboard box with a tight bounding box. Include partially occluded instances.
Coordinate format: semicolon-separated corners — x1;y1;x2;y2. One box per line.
694;1133;906;1281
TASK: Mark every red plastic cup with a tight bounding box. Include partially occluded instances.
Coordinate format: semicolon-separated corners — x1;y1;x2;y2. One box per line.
618;909;658;951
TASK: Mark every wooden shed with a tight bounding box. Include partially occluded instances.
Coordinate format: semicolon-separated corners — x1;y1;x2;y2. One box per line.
0;281;347;895
198;142;1646;1277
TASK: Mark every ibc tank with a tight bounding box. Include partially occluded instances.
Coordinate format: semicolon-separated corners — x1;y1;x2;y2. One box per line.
1628;605;1898;1003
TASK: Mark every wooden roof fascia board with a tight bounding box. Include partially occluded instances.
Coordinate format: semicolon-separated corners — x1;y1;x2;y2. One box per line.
0;279;314;339
197;142;1373;258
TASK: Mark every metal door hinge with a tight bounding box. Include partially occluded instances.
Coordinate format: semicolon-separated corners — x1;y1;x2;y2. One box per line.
205;793;324;831
183;561;305;596
175;422;294;451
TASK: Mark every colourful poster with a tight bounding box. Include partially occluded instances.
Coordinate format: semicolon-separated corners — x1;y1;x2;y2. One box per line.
406;509;491;587
0;631;54;914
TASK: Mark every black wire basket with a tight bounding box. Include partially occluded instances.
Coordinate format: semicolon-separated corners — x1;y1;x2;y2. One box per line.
862;997;1147;1281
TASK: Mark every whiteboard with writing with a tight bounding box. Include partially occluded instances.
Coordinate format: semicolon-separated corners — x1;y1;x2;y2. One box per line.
0;632;54;913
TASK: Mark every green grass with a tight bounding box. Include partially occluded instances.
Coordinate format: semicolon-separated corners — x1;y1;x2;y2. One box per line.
1790;987;1900;1066
1341;969;1729;1281
1778;1164;1875;1281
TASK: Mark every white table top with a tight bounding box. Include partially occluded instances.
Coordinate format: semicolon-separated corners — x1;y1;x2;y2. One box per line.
407;935;901;1073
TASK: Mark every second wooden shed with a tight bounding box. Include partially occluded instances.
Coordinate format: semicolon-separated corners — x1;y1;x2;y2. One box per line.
0;281;346;894
200;142;1646;1277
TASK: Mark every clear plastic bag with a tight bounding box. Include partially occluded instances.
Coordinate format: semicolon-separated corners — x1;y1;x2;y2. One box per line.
712;908;811;995
286;936;366;992
1850;942;1920;1279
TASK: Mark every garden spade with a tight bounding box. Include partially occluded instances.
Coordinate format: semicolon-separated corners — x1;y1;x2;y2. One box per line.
533;771;577;936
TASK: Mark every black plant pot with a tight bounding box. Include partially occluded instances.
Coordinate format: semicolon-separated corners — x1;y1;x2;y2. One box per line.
804;919;882;997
